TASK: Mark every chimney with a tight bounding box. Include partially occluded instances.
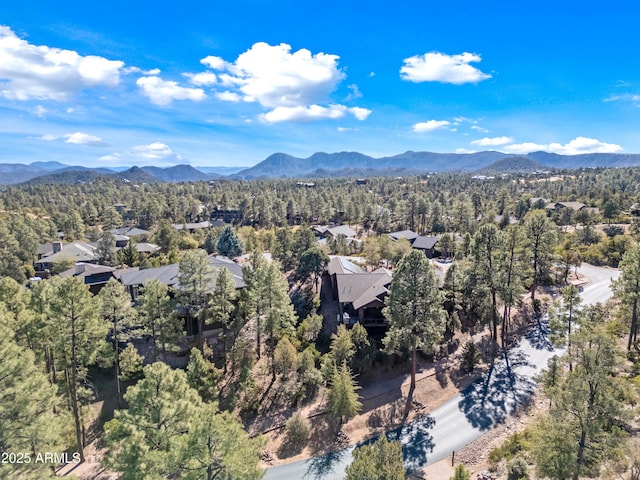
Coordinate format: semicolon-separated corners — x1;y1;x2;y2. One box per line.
52;241;62;253
75;262;86;275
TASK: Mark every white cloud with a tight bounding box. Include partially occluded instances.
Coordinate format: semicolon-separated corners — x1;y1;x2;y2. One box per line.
0;25;124;101
605;93;640;106
123;66;160;75
471;136;514;147
184;71;217;86
197;42;368;123
201;55;226;69
64;132;105;146
136;76;206;105
259;104;370;123
502;137;623;155
345;84;362;101
412;120;451;133
38;134;59;141
100;142;183;166
33;105;47;118
456;148;477;154
400;51;491;85
471;125;490;133
215;91;242;102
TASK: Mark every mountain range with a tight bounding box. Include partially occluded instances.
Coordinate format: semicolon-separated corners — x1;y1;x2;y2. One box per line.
3;151;640;185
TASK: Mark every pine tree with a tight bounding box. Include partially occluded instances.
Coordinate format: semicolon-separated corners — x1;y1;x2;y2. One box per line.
614;242;640;350
97;230;118;266
138;279;182;361
178;249;215;350
209;266;237;367
216;225;244;258
50;277;108;461
524;211;557;302
100;278;138;408
383;249;446;392
295;246;329;293
345;435;405;480
105;363;202;479
328;362;362;424
0;315;67;479
179;402;265;480
186;348;221;402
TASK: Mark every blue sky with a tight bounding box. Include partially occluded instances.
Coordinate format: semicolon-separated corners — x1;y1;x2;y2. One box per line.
1;1;639;167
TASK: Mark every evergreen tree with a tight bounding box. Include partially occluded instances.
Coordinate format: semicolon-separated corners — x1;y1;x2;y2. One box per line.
531;327;629;480
209;266;237;366
97;230;118;266
383;249;446;392
0;316;67;479
328;362;362;423
179;402;265;480
138;279;182;361
105;362;201;479
178;249;215;350
216;225;244;258
186;348;221;402
99;278;138;408
524;211;557;302
50;277;108;461
345;435;405;480
295;246;329;292
614;242;640;350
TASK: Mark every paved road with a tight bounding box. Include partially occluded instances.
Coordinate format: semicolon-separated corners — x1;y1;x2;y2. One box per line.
265;264;620;480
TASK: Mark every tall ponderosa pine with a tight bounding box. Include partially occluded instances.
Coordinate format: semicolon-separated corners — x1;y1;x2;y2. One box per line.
209;266;238;367
50;277;108;461
99;278;138;408
614;242;640;350
531;327;629;480
470;224;502;345
138;278;182;360
383;249;446;392
0;316;67;479
178;249;215;350
105;362;201;479
524;210;557;302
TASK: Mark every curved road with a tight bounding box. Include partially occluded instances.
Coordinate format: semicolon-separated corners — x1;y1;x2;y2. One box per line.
265;264;620;480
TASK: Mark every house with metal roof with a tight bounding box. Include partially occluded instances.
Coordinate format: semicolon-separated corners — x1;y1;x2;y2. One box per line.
335;268;392;326
35;241;98;272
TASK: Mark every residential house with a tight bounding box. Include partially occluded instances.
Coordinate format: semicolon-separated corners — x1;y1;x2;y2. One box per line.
335;268;392;326
118;255;244;335
35;241;98;272
59;263;138;294
387;229;419;243
411;235;441;258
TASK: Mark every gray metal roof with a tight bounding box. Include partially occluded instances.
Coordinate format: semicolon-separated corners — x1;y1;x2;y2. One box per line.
118;255;244;289
412;235;441;250
335;270;392;310
388;230;418;242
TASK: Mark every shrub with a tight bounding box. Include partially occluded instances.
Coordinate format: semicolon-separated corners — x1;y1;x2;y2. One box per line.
284;412;311;453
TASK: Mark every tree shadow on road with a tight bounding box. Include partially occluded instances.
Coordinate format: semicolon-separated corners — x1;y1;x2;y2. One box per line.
303;448;350;479
458;349;535;431
387;414;436;471
524;315;554;351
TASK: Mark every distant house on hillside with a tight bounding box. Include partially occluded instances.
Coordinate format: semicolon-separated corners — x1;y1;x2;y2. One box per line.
387;229;419;243
172;220;226;232
314;225;357;239
411;235;441;258
110;226;151;238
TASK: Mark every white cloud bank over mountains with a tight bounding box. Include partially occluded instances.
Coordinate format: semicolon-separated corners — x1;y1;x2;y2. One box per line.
468;136;623;155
